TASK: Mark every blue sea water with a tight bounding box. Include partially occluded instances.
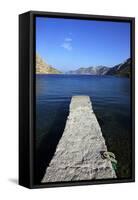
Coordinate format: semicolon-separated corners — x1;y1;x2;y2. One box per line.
35;74;131;182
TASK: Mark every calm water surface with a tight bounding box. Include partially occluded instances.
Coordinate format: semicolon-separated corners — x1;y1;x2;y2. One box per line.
35;74;131;183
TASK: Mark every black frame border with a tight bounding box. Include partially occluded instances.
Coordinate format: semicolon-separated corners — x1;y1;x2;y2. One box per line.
19;10;135;189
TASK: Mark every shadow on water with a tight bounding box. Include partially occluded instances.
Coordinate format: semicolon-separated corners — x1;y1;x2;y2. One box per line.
35;104;69;184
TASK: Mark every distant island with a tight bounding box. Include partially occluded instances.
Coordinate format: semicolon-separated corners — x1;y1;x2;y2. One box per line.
36;54;131;78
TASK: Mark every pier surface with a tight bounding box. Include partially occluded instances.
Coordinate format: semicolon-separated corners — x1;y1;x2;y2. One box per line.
42;96;116;183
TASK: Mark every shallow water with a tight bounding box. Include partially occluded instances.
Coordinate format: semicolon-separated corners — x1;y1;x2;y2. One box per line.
35;74;131;183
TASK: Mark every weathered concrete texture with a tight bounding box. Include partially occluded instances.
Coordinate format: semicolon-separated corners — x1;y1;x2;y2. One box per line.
42;96;116;183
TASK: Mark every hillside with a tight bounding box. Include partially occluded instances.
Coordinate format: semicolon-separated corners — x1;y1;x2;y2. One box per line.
36;54;61;74
68;66;109;75
106;58;131;77
68;58;131;77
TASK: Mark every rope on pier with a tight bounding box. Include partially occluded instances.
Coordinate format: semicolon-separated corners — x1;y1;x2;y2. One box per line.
101;151;117;171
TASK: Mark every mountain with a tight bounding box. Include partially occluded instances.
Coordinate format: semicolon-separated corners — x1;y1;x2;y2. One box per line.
36;54;61;74
68;66;109;75
68;58;131;77
106;58;131;77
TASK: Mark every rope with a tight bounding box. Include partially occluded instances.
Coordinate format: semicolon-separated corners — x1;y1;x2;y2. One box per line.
101;151;117;171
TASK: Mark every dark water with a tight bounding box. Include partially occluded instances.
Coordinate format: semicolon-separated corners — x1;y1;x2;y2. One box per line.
35;74;131;183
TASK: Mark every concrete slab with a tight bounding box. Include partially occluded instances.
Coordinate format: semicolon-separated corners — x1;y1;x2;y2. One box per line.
42;96;116;183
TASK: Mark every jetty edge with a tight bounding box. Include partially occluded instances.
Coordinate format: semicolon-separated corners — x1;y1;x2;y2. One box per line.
42;95;116;183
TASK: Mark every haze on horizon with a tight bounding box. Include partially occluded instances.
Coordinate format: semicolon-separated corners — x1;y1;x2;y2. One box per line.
36;17;130;72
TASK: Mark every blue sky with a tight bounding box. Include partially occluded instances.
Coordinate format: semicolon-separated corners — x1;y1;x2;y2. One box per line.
36;17;130;71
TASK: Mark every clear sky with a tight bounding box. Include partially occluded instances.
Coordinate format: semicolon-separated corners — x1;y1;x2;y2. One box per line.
36;17;130;71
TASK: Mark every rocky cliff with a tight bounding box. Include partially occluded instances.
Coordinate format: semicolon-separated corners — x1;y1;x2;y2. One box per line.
36;54;61;74
106;58;131;77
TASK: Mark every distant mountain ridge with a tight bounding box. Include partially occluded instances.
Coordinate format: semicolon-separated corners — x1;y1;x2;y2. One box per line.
68;58;131;77
106;58;131;77
36;54;61;74
36;54;131;77
68;66;109;75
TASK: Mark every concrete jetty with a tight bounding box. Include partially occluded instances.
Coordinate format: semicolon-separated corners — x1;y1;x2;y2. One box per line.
42;96;116;183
